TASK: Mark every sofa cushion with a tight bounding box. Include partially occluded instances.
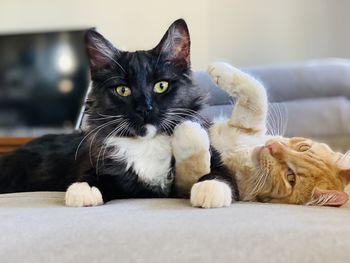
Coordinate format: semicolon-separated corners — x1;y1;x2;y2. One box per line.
247;59;350;102
193;58;350;105
1;192;350;263
201;96;350;152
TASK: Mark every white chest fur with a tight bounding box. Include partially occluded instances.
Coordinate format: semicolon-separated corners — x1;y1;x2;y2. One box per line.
106;135;173;189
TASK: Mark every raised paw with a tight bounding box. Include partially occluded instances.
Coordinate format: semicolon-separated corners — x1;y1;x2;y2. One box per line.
190;180;232;208
172;121;210;163
208;62;244;90
65;182;104;207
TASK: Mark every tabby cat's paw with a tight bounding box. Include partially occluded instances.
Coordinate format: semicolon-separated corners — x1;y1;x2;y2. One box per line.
65;182;104;207
208;62;243;90
172;121;210;163
190;180;232;208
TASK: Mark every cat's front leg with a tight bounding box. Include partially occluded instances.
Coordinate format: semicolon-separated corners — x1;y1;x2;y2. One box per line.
172;121;211;197
208;62;268;134
190;155;238;209
190;178;232;209
65;182;104;207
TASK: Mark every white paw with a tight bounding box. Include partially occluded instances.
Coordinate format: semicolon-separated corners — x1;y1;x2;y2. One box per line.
208;62;243;88
65;182;104;207
172;121;210;163
190;180;232;208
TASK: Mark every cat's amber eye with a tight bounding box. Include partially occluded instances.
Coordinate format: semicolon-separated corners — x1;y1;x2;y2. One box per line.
115;86;131;97
287;168;296;187
154;81;169;94
297;144;310;152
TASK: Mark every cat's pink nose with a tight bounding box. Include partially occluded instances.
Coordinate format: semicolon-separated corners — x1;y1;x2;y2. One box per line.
266;142;282;156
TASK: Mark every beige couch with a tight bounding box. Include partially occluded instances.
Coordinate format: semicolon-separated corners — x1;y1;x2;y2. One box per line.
1;192;350;263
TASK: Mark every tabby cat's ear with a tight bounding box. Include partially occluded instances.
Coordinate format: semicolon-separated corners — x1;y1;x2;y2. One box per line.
85;29;120;72
309;188;349;207
155;19;191;67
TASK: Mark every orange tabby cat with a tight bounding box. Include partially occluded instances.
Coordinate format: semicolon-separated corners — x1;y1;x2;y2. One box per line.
173;62;350;208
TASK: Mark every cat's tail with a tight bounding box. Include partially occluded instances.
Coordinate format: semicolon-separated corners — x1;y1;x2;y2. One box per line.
208;62;268;134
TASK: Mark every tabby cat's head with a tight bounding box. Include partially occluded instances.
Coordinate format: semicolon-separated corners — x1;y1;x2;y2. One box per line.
84;19;205;138
250;137;350;206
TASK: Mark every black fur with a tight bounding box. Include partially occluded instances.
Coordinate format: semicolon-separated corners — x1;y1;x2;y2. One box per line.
0;19;206;202
197;147;240;202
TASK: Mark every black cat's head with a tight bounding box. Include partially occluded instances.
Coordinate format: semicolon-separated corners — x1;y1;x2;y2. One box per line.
84;19;206;138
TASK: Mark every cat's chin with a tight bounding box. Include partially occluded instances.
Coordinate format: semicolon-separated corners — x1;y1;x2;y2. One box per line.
138;124;158;139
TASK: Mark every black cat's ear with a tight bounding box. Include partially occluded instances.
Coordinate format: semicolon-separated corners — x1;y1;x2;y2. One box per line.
85;29;120;72
155;19;191;67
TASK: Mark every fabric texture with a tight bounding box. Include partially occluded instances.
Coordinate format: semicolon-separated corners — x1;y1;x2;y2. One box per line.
1;192;350;263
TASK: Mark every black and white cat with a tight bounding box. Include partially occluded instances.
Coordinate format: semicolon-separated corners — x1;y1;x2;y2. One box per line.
0;19;238;207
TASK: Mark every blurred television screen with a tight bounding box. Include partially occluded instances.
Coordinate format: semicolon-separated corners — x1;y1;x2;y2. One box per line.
0;29;90;136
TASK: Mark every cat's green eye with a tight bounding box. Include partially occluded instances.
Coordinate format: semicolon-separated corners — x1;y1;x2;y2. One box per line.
154;81;169;94
115;86;131;97
287;168;296;187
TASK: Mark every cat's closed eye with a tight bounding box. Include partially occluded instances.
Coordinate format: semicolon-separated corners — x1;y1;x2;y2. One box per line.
287;167;296;187
297;143;310;152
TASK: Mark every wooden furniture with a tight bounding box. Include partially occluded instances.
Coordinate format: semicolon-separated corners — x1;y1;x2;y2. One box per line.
0;137;33;154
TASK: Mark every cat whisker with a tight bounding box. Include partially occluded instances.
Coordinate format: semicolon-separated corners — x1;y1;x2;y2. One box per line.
267;103;288;137
168;107;203;116
101;120;130;170
267;105;278;136
160;118;178;132
166;111;206;122
163;116;189;129
168;107;208;119
96;119;129;174
88;47;126;73
98;76;125;88
99;121;127;168
165;111;209;127
247;168;270;198
84;111;124;119
159;121;171;134
161;119;175;135
95;113;124;118
277;103;287;135
89;119;123;167
154;50;162;71
87;115;124;121
103;121;132;166
74;118;121;161
164;122;175;133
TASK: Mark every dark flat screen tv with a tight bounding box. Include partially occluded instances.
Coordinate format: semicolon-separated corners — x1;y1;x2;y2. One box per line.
0;29;90;136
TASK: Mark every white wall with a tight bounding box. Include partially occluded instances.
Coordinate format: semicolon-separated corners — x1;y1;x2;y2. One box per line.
207;0;350;66
0;0;349;69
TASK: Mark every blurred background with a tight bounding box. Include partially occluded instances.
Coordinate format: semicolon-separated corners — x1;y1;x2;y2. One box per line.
0;0;350;142
1;0;350;68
